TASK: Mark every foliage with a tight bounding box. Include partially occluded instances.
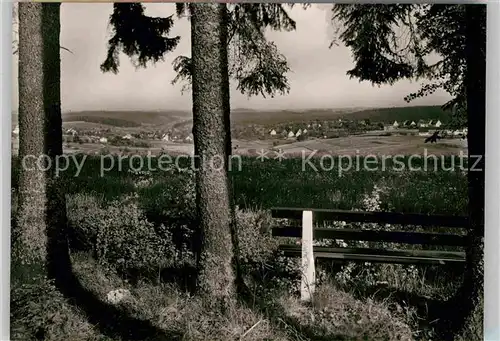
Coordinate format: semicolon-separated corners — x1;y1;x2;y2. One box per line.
67;193;178;272
100;3;180;73
102;3;298;98
331;4;485;127
235;208;279;265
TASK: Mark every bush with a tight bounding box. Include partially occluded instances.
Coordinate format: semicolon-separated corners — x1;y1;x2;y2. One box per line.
235;208;279;265
67;193;177;273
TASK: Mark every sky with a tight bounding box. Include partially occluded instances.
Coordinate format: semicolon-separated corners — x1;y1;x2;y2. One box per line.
11;3;451;113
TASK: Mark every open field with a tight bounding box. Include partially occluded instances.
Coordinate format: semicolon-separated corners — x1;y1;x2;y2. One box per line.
12;133;468;158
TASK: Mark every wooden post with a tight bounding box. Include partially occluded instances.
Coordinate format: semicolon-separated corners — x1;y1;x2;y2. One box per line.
301;210;315;301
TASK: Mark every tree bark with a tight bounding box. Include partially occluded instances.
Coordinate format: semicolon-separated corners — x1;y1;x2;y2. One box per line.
15;3;70;286
447;4;486;340
190;3;236;311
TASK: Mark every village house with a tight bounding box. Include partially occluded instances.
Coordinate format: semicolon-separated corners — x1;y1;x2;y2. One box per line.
434;120;442;128
303;128;308;134
122;134;133;140
296;129;302;137
162;133;170;141
287;131;295;138
13;126;19;135
269;129;277;136
99;137;108;144
418;120;429;128
392;120;399;128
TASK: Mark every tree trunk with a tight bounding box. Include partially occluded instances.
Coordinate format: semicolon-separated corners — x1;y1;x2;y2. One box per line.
190;3;236;311
447;4;486;340
15;2;70;286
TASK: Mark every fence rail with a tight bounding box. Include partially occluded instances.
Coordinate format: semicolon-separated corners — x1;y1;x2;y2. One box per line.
270;207;469;301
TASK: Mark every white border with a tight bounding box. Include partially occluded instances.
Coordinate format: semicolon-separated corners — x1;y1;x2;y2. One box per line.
1;0;11;340
485;2;500;340
0;2;498;341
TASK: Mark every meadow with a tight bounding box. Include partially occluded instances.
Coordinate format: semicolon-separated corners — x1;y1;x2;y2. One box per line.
11;154;474;341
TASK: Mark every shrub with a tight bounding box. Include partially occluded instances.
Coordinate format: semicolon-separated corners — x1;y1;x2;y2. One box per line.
67;193;177;273
235;208;279;265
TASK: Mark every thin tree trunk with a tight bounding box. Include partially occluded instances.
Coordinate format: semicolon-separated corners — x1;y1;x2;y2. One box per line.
15;2;70;286
447;4;486;340
190;3;236;311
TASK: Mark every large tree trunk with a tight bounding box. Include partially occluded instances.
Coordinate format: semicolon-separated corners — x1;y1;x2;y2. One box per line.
15;3;70;286
190;3;236;311
447;4;486;340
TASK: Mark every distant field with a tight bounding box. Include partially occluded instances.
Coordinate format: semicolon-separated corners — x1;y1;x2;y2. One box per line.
12;133;467;157
62;110;191;129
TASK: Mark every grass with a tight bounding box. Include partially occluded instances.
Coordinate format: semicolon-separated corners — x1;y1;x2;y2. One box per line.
11;154;474;341
11;155;468;214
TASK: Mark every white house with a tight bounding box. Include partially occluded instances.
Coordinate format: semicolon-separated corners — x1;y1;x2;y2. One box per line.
66;128;77;136
418;120;429;128
296;129;302;137
434;120;442;128
288;131;295;138
185;134;193;142
99;137;108;144
453;128;468;136
418;132;431;137
13;126;19;135
410;121;416;127
162;133;170;141
270;129;277;136
303;129;308;134
122;134;133;140
392;121;399;128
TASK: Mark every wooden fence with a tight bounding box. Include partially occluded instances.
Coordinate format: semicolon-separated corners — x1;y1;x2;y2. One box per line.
270;207;469;301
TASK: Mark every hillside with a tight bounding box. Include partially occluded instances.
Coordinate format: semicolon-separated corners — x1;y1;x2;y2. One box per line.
341;105;450;124
62;110;191;129
12;105;450;130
